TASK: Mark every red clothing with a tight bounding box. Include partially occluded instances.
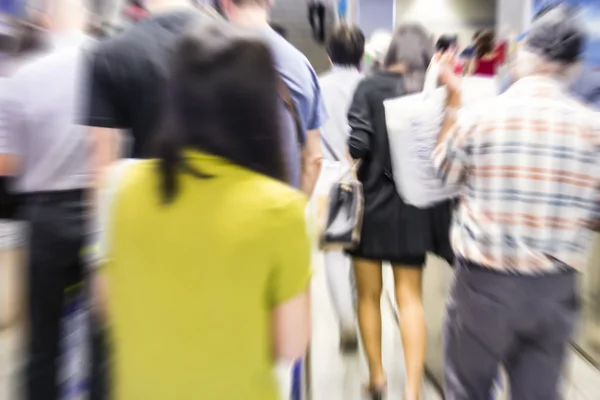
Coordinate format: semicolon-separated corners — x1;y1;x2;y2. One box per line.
495;41;507;65
474;58;495;76
454;61;463;75
473;53;500;76
124;4;149;21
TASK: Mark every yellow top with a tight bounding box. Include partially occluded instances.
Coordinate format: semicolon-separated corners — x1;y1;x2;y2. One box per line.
102;151;311;400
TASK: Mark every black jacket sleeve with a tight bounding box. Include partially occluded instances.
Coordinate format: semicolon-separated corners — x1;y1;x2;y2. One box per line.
85;43;130;129
347;79;374;160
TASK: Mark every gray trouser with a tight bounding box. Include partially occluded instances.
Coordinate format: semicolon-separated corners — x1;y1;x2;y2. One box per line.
444;260;578;400
324;251;356;329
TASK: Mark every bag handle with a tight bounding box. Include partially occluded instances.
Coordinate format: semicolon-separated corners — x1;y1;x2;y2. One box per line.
423;61;440;97
277;76;304;146
320;132;341;162
339;159;361;183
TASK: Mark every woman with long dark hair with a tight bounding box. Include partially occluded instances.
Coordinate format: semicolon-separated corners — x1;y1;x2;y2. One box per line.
347;24;454;400
93;21;311;400
467;29;498;76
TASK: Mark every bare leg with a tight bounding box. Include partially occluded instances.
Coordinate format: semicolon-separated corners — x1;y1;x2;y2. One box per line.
354;257;385;387
392;266;425;400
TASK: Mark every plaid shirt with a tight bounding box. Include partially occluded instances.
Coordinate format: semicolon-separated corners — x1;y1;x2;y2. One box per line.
433;76;600;274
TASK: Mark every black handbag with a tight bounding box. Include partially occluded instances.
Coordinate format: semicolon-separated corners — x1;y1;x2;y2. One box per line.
320;161;363;251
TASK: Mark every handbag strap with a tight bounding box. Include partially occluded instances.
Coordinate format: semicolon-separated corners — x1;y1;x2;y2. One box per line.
320;132;341;162
277;76;304;146
339;159;361;183
277;76;342;162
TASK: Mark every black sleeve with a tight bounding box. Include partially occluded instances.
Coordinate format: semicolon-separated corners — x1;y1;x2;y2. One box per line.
347;79;374;160
85;44;130;129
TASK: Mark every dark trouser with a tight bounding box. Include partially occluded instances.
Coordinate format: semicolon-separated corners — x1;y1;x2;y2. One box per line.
308;2;326;43
444;259;578;400
22;190;108;400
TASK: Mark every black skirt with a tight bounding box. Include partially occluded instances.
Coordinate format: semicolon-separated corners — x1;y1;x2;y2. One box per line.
347;179;454;266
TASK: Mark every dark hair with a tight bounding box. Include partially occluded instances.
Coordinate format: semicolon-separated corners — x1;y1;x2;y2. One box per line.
230;0;271;6
326;24;365;68
475;29;494;58
87;22;107;38
0;34;16;54
435;34;457;53
14;19;47;55
155;21;287;204
384;24;434;91
473;30;483;41
270;22;287;38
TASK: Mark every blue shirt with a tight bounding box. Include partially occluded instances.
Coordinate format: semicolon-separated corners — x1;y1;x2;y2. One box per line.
260;27;328;187
460;45;476;59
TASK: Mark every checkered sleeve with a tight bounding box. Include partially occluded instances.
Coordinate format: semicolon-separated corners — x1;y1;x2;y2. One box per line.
432;109;474;186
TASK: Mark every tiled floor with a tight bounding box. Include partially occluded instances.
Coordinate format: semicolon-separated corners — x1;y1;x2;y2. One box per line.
3;242;599;400
307;251;442;400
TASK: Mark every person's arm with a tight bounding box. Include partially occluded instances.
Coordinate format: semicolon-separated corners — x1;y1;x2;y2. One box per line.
269;194;312;362
87;160;136;324
347;79;374;160
432;68;474;187
300;128;322;197
85;46;130;199
91;127;121;189
436;66;462;147
301;70;328;197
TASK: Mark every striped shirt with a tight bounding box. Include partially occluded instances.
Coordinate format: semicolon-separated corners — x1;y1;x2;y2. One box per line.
433;76;600;274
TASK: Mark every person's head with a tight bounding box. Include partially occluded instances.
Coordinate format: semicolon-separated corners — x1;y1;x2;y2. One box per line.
472;29;482;42
435;34;457;54
270;22;286;38
516;3;585;82
383;23;434;92
435;34;458;60
217;0;272;25
326;24;365;69
474;29;494;58
14;18;47;54
364;29;392;72
42;0;91;31
155;20;287;204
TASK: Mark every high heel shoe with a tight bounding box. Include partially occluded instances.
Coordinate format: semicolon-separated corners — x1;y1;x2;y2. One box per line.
339;327;359;355
364;381;387;400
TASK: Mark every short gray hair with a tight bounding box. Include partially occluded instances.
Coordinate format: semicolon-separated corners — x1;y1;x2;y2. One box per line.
515;47;581;82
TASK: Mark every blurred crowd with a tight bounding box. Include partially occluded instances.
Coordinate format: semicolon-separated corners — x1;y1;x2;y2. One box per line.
1;1;600;400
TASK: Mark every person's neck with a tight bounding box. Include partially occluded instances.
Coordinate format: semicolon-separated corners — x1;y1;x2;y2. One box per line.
387;63;407;74
228;6;270;28
332;64;359;71
49;17;85;35
147;0;195;14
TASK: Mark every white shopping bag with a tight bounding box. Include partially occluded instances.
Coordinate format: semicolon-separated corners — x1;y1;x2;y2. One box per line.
384;73;496;208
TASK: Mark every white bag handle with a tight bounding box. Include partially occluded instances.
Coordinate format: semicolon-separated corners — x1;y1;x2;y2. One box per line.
423;61;440;97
